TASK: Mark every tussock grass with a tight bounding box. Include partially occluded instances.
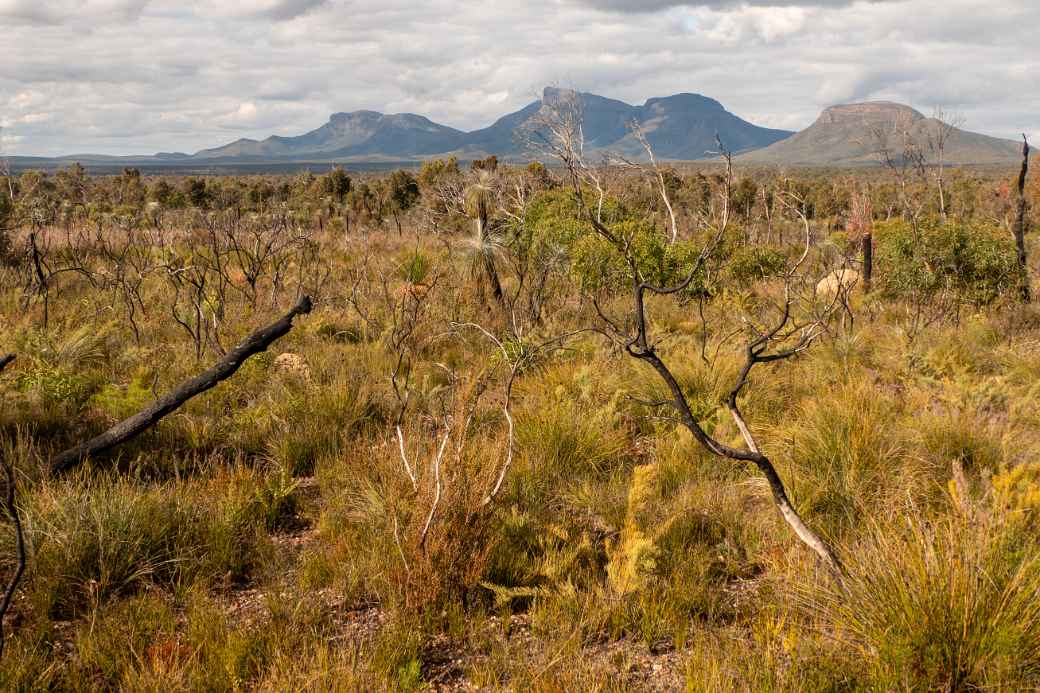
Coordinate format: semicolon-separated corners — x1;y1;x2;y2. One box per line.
808;511;1040;690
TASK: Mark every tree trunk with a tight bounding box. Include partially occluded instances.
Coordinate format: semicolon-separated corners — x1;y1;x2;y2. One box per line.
50;295;313;475
862;232;873;294
1014;136;1031;302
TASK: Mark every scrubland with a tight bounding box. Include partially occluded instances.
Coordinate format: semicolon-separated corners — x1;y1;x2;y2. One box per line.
1;154;1039;691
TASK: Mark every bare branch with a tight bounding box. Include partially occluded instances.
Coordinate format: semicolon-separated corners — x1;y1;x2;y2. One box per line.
418;427;450;548
396;425;419;492
50;295;313;474
1014;135;1031;302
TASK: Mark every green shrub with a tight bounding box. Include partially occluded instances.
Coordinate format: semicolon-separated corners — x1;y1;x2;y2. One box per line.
396;250;432;285
727;245;787;285
875;219;1021;306
521;188;713;297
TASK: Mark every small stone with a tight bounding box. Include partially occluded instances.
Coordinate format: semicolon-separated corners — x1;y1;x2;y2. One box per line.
274;352;312;381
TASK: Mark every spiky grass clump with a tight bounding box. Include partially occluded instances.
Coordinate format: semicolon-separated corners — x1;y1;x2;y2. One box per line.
17;472;276;619
807;512;1040;690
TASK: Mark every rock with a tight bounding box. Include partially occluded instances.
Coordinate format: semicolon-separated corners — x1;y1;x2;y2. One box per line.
817;268;860;296
274;352;311;381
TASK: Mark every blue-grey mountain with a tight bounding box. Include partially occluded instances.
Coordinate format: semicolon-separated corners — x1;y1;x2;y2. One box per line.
191;87;793;162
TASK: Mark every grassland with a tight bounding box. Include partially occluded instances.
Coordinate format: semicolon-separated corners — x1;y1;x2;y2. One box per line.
1;157;1039;691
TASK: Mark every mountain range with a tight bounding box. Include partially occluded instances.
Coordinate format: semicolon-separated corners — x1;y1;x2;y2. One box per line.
7;87;1027;171
191;87;793;163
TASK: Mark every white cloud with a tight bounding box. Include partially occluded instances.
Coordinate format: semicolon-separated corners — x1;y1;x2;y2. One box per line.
0;0;1035;155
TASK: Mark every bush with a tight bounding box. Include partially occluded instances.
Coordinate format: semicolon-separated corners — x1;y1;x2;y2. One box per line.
726;245;788;285
521;188;713;297
875;219;1021;307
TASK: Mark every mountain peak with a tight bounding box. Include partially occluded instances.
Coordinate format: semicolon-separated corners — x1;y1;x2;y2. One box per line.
820;101;925;125
644;93;724;112
542;85;577;99
741;100;1021;166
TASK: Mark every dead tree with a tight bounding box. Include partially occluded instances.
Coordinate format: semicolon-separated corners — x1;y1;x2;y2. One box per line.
602;223;844;578
850;191;874;293
50;295;312;475
0;452;27;661
537;101;844;578
1014;136;1031;302
869;115;927;230
927;108;963;222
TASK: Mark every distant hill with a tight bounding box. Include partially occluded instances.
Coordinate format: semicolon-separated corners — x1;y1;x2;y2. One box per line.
189;87;793;163
193;111;467;160
739;102;1024;166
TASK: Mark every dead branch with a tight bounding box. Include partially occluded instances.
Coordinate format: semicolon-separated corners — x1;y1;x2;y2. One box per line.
0;453;26;661
50;295;313;475
418;429;451;548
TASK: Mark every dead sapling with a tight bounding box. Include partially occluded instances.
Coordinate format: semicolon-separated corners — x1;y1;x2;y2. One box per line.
1014;135;1031;302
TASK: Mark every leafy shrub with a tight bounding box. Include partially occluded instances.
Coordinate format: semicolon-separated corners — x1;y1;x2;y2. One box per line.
875;219;1021;306
571;221;711;296
520;188;713;297
727;245;787;285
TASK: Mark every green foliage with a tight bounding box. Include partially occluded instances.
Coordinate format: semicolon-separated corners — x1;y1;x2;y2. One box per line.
322;167;352;201
396;250;433;285
183;177;210;208
90;376;155;421
522;188;712;296
875;219;1022;306
726;245;788;285
417;156;460;190
571;220;710;295
384;170;421;216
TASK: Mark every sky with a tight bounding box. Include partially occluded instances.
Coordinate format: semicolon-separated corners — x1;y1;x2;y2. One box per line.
1;0;1036;156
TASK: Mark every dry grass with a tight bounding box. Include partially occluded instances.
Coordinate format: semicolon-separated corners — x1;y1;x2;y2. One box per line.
1;165;1039;690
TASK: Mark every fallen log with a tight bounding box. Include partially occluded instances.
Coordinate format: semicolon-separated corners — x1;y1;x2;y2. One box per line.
51;295;312;475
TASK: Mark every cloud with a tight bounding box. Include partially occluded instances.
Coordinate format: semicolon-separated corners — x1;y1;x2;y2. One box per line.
0;0;1035;156
0;0;150;25
199;0;331;21
575;0;894;12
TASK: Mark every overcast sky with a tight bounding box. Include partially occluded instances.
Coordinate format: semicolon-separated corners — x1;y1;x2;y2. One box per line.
1;0;1036;156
